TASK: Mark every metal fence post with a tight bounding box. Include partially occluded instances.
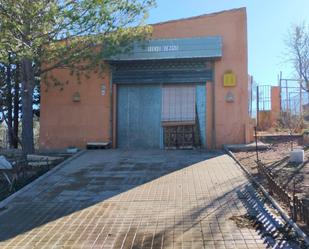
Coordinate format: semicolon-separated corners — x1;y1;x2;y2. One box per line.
293;179;297;221
254;126;259;162
256;85;259;129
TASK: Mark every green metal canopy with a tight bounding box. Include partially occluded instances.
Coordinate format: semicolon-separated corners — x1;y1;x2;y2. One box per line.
108;36;222;61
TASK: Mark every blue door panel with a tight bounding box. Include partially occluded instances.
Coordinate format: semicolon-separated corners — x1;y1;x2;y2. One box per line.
117;85;161;148
117;84;206;149
196;85;206;147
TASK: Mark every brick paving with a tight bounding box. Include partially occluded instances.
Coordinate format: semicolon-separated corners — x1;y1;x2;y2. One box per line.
0;150;303;248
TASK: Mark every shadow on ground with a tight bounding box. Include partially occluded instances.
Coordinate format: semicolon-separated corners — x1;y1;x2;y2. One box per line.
0;149;303;248
115;183;303;249
0;149;220;243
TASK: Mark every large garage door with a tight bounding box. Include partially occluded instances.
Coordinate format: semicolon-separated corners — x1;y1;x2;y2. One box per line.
114;59;210;149
117;85;161;148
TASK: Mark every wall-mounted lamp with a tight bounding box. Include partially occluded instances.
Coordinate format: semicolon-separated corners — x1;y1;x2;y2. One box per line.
101;83;106;96
225;91;235;103
72;92;81;102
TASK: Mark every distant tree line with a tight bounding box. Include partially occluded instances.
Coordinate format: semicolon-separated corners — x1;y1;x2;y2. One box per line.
0;53;40;149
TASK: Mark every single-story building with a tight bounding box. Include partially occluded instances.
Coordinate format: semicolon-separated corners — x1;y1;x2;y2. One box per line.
40;7;252;150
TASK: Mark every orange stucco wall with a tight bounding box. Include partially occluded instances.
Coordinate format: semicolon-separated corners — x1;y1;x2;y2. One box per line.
257;86;281;131
39;67;111;149
271;86;281;126
151;7;248;147
40;7;249;149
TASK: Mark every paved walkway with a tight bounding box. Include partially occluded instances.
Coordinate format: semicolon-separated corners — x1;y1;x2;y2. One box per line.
0;150;302;249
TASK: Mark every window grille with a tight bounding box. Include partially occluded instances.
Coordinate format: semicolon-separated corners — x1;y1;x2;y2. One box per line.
162;86;195;122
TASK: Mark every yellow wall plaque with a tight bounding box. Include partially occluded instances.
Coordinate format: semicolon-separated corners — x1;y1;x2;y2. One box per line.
223;71;236;87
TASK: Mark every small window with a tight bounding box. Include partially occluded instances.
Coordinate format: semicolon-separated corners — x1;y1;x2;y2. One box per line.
162;86;195;122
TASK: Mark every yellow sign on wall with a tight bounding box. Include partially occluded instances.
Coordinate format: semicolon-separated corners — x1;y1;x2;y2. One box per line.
223;71;236;87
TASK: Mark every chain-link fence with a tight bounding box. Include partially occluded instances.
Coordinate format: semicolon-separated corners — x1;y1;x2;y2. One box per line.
250;77;309;131
257;85;272;111
281;84;309;117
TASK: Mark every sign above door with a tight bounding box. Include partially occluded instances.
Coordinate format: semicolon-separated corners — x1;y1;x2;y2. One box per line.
107;36;222;61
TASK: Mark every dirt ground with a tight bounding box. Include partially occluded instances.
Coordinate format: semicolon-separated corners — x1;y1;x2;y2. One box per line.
234;140;309;202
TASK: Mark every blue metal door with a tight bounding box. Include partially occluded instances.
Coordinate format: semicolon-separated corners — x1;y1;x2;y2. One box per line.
117;85;162;148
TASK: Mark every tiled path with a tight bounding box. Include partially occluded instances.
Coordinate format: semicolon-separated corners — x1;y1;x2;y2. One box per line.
0;150;302;248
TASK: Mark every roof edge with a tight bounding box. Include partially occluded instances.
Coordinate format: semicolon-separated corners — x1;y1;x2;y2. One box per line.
150;7;246;26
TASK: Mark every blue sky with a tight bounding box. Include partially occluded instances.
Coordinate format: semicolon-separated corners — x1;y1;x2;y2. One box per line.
147;0;309;86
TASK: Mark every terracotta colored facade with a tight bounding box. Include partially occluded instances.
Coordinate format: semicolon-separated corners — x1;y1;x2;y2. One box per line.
40;66;111;148
40;8;251;149
271;86;281;125
258;86;281;130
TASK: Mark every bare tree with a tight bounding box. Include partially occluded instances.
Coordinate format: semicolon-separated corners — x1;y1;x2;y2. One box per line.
286;23;309;91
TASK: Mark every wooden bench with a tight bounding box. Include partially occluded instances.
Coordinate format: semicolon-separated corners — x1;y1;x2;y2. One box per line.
86;142;111;150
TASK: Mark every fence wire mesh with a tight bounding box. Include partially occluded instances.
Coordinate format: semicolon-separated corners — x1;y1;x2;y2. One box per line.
258;85;272;111
250;77;309;131
281;85;309;117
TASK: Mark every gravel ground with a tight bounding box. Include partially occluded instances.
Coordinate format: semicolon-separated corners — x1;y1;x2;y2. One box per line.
233;140;309;234
234;141;309;201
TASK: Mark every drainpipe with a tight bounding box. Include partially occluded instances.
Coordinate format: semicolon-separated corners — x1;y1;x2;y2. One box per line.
112;84;117;149
109;65;114;147
211;67;216;149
